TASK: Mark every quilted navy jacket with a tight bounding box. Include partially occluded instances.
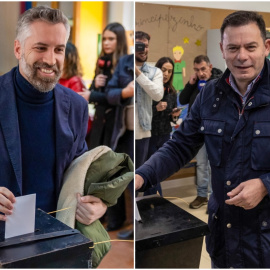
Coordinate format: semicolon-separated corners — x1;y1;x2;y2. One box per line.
136;60;270;268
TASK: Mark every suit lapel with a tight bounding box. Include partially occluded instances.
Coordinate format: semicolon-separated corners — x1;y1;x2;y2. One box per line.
0;68;22;192
54;85;74;194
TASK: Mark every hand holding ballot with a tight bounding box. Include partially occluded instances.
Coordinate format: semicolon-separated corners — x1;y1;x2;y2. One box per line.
0;187;16;221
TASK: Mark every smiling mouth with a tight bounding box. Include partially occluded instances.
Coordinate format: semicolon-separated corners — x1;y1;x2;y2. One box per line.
236;66;251;70
41;68;54;74
38;68;55;76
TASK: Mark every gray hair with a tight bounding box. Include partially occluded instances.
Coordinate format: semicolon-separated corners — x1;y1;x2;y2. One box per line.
16;5;70;45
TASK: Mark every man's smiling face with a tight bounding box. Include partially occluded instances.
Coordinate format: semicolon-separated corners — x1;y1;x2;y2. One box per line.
14;20;67;92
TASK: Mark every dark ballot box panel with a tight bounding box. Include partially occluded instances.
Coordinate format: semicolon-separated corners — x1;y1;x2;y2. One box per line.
136;196;209;268
0;209;93;268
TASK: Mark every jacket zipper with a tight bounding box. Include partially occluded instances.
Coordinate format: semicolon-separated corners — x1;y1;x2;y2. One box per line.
238;96;254;119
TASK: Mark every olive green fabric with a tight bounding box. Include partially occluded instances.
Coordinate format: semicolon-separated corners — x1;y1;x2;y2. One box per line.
56;147;133;268
75;150;134;268
84;150;134;206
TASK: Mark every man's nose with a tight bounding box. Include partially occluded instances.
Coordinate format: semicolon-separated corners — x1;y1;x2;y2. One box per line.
43;50;56;66
237;47;248;62
198;70;203;77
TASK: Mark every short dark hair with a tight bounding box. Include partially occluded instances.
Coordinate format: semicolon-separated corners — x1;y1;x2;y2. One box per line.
220;11;266;42
193;55;210;65
135;31;150;41
155;57;176;93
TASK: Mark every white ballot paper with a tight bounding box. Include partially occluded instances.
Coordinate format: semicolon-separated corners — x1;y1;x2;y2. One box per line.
136;194;161;222
5;193;36;239
135;201;142;222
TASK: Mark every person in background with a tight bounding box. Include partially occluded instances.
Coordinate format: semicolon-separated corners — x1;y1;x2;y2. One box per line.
59;42;86;92
59;42;92;134
135;31;163;169
79;23;127;149
144;57;181;196
105;53;134;238
179;55;223;210
0;6;106;224
136;10;270;268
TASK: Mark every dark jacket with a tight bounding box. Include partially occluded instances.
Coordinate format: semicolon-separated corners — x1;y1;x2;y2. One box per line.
87;57;115;149
179;67;223;112
0;67;88;201
151;85;177;136
106;54;134;150
136;60;270;268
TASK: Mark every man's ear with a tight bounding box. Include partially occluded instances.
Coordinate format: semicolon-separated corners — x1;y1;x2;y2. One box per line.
14;40;22;60
264;39;270;57
219;42;225;59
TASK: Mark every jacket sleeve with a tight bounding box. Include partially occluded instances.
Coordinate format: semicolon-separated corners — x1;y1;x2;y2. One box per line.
259;173;270;196
106;59;133;107
179;82;197;105
136;68;164;101
136;89;204;191
89;91;108;106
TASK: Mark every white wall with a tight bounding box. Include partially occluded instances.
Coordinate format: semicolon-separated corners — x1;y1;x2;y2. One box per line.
0;2;20;74
107;1;134;31
139;1;270;13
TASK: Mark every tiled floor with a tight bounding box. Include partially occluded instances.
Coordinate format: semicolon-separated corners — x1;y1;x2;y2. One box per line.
161;177;211;269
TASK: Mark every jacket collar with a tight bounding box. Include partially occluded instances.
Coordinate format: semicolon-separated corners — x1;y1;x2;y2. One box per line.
216;60;270;109
141;62;151;74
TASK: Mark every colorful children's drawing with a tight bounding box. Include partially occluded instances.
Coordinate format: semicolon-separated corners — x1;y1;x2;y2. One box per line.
171;46;188;127
172;45;186;92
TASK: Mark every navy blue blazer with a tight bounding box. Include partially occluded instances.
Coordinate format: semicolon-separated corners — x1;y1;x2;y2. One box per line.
0;67;88;199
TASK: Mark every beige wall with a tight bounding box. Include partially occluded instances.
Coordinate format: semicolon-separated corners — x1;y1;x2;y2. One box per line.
0;2;20;75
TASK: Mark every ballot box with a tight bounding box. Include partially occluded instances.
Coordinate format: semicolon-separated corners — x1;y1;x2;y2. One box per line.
136;196;209;268
0;209;93;268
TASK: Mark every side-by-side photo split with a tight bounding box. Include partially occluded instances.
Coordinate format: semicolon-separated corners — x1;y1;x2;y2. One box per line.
1;1;270;269
0;1;134;268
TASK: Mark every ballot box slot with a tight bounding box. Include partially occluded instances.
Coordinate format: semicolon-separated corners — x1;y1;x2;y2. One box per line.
0;229;80;248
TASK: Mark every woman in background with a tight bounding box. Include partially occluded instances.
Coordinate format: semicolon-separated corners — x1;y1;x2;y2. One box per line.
80;22;128;149
59;42;86;92
144;57;181;196
59;42;92;134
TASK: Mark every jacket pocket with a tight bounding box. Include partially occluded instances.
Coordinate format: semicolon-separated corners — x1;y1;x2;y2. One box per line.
206;194;220;257
199;119;225;166
258;199;270;266
251;122;270;170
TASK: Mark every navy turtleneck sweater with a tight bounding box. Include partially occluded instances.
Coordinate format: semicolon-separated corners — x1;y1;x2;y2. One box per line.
14;68;56;212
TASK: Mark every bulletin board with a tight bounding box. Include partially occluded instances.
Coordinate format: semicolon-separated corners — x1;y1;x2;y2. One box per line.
135;2;211;86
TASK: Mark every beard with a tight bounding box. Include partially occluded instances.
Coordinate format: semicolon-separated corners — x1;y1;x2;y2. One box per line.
135;53;148;63
20;55;62;93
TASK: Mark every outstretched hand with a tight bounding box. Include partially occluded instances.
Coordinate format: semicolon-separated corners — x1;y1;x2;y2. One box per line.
135;174;144;190
225;178;268;210
76;193;107;225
